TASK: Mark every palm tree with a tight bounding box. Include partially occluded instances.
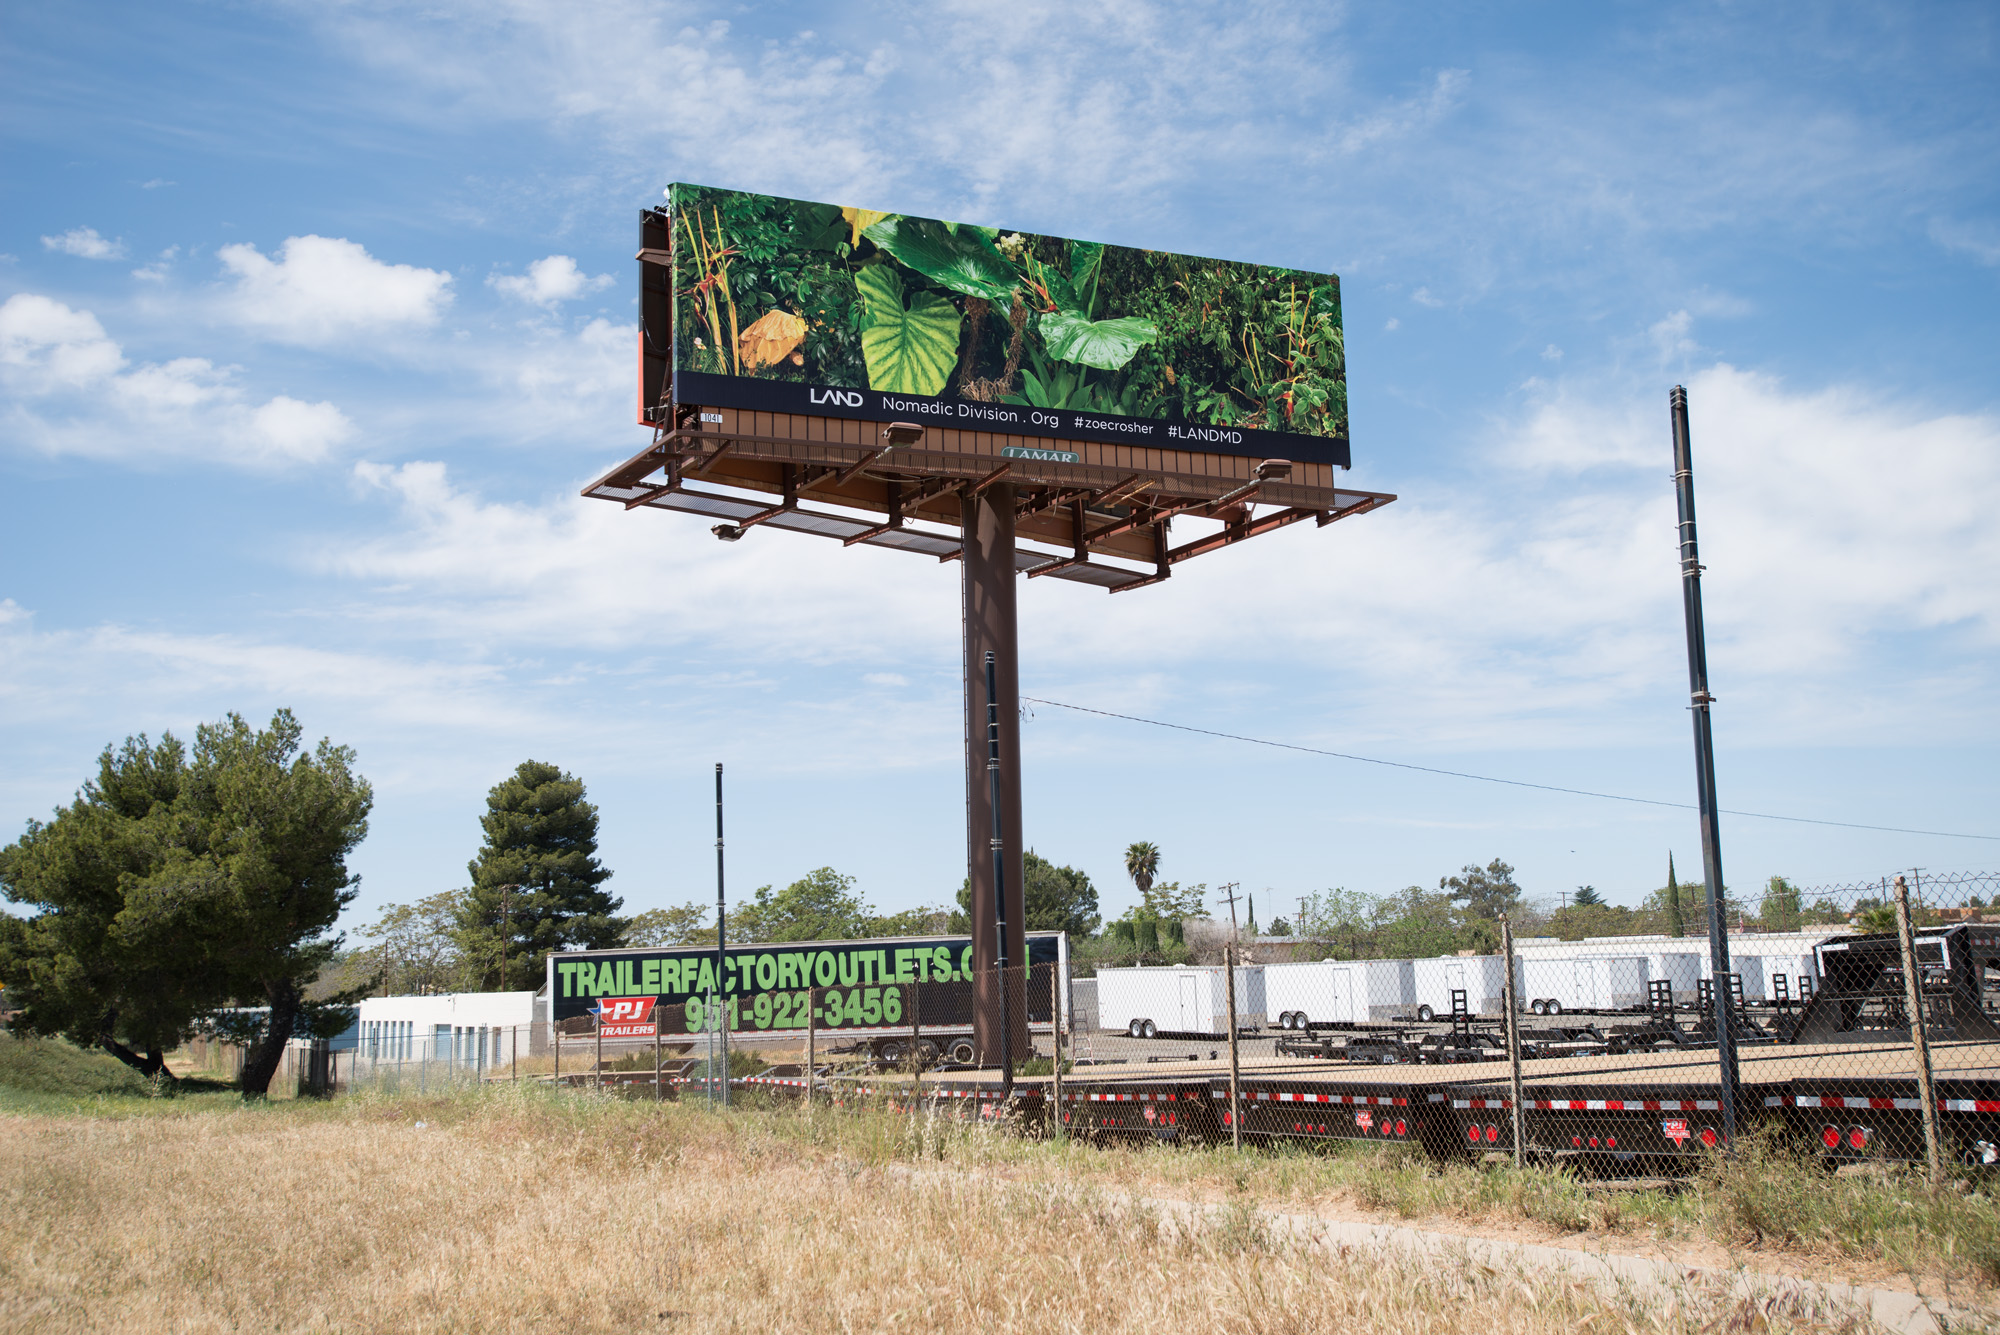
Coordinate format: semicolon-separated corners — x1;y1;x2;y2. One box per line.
1124;842;1160;901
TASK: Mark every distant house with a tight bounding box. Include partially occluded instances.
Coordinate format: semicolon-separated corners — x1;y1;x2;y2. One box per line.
356;991;540;1065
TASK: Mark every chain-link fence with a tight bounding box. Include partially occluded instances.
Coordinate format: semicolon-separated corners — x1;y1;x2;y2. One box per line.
327;881;2000;1177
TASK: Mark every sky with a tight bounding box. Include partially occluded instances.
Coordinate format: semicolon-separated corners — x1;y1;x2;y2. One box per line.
3;1;1998;938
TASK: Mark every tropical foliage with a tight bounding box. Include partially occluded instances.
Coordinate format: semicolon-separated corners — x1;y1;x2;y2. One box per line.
668;183;1347;445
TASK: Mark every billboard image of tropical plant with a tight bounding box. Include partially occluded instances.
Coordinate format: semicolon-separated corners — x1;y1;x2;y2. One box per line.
665;183;1349;464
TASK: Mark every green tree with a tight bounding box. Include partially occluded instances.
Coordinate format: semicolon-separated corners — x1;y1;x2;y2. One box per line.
1665;854;1685;937
182;711;374;1096
1760;876;1803;931
0;733;219;1081
460;761;622;988
735;867;871;942
1267;917;1292;936
359;890;472;995
624;902;716;949
0;712;372;1096
956;851;1102;937
1123;841;1160;898
1371;886;1462;959
1298;888;1378;958
1572;885;1604;908
1440;858;1524;923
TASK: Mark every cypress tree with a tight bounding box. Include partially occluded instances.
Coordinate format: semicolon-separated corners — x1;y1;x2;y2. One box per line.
1666;853;1685;938
461;761;623;989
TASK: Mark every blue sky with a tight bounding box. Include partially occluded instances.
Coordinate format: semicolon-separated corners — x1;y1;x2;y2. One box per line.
4;2;1998;936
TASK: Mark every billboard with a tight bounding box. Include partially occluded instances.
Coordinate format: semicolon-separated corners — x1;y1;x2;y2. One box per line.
650;183;1350;467
548;931;1065;1033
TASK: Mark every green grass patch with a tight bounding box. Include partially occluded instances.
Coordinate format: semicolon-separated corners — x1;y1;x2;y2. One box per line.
0;1033;241;1115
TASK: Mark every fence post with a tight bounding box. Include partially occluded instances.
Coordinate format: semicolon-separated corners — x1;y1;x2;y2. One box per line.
1501;914;1525;1169
805;985;816;1113
553;1024;560;1085
1049;965;1063;1141
594;1014;602;1091
1894;875;1945;1181
654;1008;663;1103
511;1025;517;1083
1225;942;1241;1152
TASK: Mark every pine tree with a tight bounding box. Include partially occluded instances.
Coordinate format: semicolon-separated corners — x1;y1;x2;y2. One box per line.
460;761;622;988
1666;853;1685;938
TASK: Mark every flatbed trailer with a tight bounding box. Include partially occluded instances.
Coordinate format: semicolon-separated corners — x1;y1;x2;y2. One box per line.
834;1033;2000;1170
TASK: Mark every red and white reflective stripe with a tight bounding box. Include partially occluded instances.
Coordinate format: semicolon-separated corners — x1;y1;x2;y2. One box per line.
1211;1090;1407;1107
1778;1094;2000;1114
1068;1090;1191;1103
1529;1098;1718;1112
1450;1098;1512;1110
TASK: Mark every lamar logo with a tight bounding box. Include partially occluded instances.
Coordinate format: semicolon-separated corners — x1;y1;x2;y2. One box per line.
1661;1118;1690;1146
809;387;864;408
594;996;658;1038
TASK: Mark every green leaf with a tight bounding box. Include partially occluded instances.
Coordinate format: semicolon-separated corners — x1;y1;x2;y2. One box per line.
856;266;960;395
862;217;1018;300
1068;241;1104;315
1038;312;1158;370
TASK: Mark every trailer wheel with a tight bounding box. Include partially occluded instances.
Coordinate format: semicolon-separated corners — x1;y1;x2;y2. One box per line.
914;1038;940;1065
877;1039;905;1065
1544;998;1563;1016
1530;999;1547;1016
1291;1012;1308;1030
1141;1019;1158;1039
946;1039;976;1064
1127;1019;1145;1039
1416;1004;1435;1022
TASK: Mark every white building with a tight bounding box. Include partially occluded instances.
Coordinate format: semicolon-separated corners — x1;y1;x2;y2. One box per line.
356;991;538;1067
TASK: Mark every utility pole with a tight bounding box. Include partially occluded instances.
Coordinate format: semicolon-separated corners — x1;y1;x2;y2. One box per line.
1217;883;1243;941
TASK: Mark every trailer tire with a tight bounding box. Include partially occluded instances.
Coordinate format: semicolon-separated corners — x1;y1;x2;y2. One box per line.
946;1039;976;1064
1544;998;1563;1016
1530;999;1547;1016
914;1038;940;1065
1141;1019;1158;1039
878;1039;905;1065
1416;1004;1435;1022
1127;1019;1145;1039
1291;1012;1308;1030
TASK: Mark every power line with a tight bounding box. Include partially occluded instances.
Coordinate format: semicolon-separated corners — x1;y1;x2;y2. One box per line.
1020;696;2000;844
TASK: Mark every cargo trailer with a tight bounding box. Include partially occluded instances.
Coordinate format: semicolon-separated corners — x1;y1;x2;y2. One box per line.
1265;958;1414;1028
1096;964;1265;1037
1411;955;1510;1019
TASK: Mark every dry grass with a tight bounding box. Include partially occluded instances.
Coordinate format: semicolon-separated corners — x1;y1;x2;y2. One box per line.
0;1085;1893;1335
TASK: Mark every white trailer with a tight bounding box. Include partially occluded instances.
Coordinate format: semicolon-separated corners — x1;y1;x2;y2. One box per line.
1265;958;1415;1027
1518;955;1650;1013
1411;955;1510;1018
1647;951;1704;1004
1095;965;1266;1037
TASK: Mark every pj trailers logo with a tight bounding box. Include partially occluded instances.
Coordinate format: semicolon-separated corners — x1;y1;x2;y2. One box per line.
594;996;658;1038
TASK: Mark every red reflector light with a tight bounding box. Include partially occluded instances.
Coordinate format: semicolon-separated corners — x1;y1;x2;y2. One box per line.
1221;1112;1232;1126
1395;1120;1407;1136
1572;1136;1583;1148
1821;1125;1841;1149
1605;1137;1616;1149
1848;1127;1868;1151
1485;1124;1500;1143
1589;1137;1600;1148
1468;1125;1482;1143
1700;1127;1718;1148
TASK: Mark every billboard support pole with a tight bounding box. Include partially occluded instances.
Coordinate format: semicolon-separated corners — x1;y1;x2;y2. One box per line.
963;485;1026;1069
1671;386;1739;1146
716;761;730;1109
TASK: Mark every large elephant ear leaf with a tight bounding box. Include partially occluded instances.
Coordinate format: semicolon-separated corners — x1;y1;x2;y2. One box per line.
863;217;1018;300
1038;312;1158;371
856;265;960;395
1068;241;1105;313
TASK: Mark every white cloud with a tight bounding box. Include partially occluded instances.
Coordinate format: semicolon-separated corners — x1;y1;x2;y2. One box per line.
1384;317;1399;331
1411;287;1443;308
0;293;353;467
40;227;126;260
1649;309;1697;360
0;294;127;387
489;254;612;306
217;235;453;343
1929;216;2000;267
1541;344;1562;361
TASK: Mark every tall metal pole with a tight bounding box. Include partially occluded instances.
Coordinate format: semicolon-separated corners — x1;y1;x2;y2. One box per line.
715;762;730;1109
1671;385;1739;1144
1225;942;1241;1151
986;650;1015;1102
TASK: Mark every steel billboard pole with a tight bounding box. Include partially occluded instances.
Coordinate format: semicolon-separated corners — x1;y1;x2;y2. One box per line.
963;483;1027;1067
1670;386;1739;1144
